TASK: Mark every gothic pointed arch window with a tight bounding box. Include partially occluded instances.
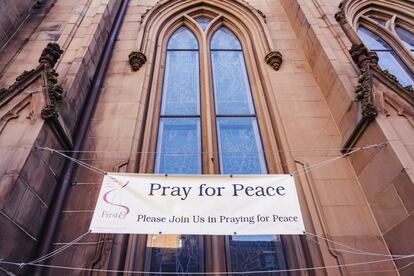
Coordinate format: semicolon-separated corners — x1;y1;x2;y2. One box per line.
355;7;414;88
142;12;288;274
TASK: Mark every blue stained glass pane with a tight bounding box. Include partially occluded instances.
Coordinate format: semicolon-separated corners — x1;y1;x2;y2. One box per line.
161;51;200;115
232;235;277;242
377;51;414;87
229;235;285;273
150;235;201;273
396;26;414;50
168;27;198;50
195;16;212;30
217;117;266;174
357;27;391;50
370;17;387;26
211;27;242;50
212;51;255;115
155;118;201;174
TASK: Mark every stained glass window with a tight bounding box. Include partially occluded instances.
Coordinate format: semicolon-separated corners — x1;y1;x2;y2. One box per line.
195;16;212;30
358;26;414;87
211;26;287;273
152;26;203;274
369;17;387;26
150;22;287;274
396;26;414;51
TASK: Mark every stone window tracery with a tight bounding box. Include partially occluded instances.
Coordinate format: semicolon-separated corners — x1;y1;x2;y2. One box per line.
357;13;414;88
357;26;414;87
336;1;414;90
147;12;287;274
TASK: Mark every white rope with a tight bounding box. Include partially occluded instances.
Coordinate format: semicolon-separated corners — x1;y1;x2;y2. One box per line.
0;254;412;274
288;143;385;178
34;143;387;180
306;232;405;258
35;146;107;176
25;230;91;266
5;142;390;154
19;142;398;271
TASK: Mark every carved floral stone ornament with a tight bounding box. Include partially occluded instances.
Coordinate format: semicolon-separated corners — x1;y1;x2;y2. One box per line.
335;0;414;97
334;2;347;26
0;42;71;148
349;43;378;121
41;69;65;120
128;51;147;71
39;42;64;68
0;43;66;120
265;51;283;71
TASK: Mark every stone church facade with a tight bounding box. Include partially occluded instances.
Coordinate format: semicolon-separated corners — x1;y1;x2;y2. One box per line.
0;0;414;275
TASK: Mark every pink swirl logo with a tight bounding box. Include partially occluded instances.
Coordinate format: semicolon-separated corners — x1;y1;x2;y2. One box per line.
103;181;130;216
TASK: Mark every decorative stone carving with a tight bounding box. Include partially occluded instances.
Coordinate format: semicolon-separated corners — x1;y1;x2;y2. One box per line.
0;69;37;102
265;51;283;71
0;87;8;101
334;1;347;25
0;41;71;149
349;43;367;66
256;9;266;23
15;69;36;82
39;42;64;68
128;51;147;71
349;43;378;121
405;85;414;94
41;69;65;120
240;0;266;22
379;69;414;95
337;4;413;99
355;69;377;120
140;8;151;23
33;0;43;9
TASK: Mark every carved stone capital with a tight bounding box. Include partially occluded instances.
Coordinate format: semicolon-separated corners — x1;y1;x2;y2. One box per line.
334;1;346;24
334;10;347;25
39;43;64;68
349;44;369;68
265;51;283;71
128;51;147;71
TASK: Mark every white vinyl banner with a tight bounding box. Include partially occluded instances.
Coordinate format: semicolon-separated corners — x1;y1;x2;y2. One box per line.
89;173;305;235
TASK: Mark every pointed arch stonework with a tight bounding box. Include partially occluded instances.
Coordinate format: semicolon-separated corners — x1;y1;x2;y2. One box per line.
119;0;311;274
335;0;414;152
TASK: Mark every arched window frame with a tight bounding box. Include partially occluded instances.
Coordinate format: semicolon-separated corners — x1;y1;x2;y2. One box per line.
142;13;282;177
356;12;414;73
136;8;289;274
337;1;414;89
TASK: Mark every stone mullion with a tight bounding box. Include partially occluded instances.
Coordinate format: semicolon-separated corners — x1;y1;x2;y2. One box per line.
198;21;227;274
